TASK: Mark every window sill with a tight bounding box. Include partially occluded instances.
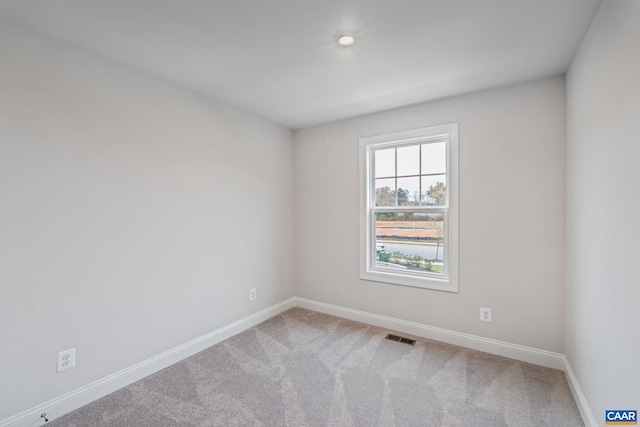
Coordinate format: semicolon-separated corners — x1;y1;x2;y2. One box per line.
360;268;458;293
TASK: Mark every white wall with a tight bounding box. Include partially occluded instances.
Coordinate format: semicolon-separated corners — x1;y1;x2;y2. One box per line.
0;20;294;419
294;77;566;352
566;0;640;422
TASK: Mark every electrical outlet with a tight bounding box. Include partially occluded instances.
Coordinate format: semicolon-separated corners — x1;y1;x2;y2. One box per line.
57;348;76;372
249;288;256;300
480;307;492;322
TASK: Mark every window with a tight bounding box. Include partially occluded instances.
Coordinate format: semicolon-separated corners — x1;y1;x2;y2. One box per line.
359;123;458;292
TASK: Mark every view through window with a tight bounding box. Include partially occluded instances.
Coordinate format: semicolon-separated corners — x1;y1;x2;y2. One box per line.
374;141;447;275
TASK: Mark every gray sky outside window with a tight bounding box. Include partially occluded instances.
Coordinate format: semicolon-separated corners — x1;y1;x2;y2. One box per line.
375;148;395;178
397;145;420;176
422;142;446;174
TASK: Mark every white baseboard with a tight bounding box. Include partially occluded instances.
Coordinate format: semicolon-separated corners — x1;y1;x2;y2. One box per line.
0;297;296;427
295;297;565;370
563;356;597;427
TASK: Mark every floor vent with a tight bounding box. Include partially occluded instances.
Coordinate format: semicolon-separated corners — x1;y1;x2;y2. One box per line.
385;333;416;346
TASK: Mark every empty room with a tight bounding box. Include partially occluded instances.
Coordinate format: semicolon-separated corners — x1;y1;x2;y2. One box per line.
1;1;638;426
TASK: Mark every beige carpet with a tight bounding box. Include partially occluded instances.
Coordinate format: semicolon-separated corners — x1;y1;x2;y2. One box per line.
47;308;583;426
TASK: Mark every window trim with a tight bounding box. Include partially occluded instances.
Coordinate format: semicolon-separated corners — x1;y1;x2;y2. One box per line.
359;123;459;292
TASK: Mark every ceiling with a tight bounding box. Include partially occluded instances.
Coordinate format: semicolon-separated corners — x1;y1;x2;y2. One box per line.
0;0;602;129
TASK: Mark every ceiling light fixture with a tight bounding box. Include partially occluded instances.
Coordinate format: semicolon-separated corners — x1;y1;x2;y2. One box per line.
335;30;357;47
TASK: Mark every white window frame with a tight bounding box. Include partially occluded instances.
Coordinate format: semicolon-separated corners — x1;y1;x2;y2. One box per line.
359;123;459;292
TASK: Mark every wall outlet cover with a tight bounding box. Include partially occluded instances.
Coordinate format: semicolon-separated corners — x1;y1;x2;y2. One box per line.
57;348;76;372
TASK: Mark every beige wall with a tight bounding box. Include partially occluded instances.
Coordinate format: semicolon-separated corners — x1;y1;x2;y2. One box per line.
566;0;640;421
0;20;294;419
294;76;566;352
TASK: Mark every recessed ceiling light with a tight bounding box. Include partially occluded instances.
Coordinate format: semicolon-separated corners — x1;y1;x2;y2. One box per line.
335;30;357;47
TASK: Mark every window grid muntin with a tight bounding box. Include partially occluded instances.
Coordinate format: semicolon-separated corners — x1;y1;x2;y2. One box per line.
371;137;448;208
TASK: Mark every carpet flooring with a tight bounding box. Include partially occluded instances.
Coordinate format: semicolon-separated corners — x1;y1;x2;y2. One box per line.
47;308;583;426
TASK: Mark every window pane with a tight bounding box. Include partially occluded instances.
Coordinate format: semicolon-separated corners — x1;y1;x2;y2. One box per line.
375;148;395;178
375;212;445;274
421;142;446;175
421;175;447;206
375;178;396;206
397;176;420;206
397;145;420;177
